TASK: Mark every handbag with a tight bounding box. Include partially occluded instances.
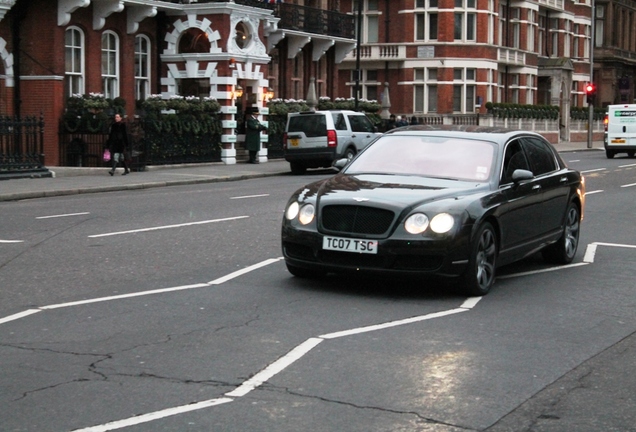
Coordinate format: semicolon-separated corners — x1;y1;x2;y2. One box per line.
103;149;111;162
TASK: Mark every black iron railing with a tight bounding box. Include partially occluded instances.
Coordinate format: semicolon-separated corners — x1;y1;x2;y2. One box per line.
162;0;355;39
0;115;46;175
59;116;224;169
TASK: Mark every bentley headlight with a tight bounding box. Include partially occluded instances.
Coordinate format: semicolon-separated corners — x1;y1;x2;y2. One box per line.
285;201;299;220
404;213;429;234
430;213;454;234
298;204;315;225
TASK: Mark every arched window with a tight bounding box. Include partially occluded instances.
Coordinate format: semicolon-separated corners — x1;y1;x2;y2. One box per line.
102;31;119;98
135;35;151;101
178;28;210;54
65;27;84;97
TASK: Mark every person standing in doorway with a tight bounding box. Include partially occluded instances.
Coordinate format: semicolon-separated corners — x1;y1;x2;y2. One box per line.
245;107;267;164
107;113;130;176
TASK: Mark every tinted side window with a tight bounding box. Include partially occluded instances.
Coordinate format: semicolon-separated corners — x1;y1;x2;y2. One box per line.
288;115;326;137
332;113;347;131
501;139;530;184
348;115;373;132
522;137;557;176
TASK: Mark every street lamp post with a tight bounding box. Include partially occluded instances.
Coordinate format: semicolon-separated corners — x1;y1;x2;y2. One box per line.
588;1;595;149
354;0;362;111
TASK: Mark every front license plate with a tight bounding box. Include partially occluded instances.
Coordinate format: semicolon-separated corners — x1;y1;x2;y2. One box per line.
323;236;378;254
290;138;299;147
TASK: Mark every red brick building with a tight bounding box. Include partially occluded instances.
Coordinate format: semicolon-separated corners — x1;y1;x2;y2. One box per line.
337;0;597;141
0;0;355;166
1;0;633;167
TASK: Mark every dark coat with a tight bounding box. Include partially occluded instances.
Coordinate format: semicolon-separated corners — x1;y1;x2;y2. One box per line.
107;121;129;153
245;115;267;152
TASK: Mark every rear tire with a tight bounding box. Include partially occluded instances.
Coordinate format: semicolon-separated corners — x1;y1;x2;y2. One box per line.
628;151;635;158
606;149;615;159
344;147;356;162
286;263;324;278
542;201;580;264
462;222;497;296
290;162;306;175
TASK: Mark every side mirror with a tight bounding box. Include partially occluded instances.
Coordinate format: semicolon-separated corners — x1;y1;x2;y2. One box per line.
511;169;534;182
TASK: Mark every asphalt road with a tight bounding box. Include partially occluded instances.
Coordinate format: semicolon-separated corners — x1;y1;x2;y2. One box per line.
1;151;635;432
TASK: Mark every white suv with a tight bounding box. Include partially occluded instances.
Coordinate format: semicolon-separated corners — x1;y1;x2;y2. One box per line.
283;110;381;174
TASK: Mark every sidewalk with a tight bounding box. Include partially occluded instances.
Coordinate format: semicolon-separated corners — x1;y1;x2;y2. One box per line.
0;140;604;202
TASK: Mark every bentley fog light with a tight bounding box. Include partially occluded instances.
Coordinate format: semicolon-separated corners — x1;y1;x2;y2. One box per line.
404;213;429;234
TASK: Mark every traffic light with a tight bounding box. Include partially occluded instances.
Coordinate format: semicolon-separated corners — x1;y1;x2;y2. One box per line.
585;83;597;104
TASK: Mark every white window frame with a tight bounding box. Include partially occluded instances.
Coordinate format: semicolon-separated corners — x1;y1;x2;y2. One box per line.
101;31;120;99
415;2;439;42
452;68;476;113
454;0;477;42
65;26;85;97
135;35;151;101
413;67;438;113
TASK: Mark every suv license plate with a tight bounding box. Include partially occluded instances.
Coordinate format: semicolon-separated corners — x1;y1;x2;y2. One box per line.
290;138;299;147
323;236;378;254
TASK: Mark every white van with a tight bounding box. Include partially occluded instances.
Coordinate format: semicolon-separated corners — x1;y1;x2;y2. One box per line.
604;104;636;159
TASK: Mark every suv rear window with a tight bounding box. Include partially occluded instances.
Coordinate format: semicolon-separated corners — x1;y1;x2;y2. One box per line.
288;115;327;137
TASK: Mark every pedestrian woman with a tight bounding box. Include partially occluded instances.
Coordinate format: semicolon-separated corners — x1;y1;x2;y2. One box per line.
245;107;267;164
107;113;130;175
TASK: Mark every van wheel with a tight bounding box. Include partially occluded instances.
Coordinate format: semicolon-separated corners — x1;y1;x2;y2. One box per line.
606;150;615;159
628;151;635;158
290;162;306;175
344;147;356;162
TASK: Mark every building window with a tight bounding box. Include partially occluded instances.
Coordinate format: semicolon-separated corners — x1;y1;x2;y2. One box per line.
454;0;476;41
135;35;151;101
453;68;475;113
416;0;438;42
354;1;380;44
413;68;437;113
595;5;604;47
102;31;119;99
364;69;378;101
65;27;84;97
550;18;559;57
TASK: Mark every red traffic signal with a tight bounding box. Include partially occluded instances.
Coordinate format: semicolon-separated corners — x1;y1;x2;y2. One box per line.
585;83;596;104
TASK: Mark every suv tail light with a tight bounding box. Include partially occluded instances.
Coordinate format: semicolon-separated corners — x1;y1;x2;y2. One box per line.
603;115;609;132
283;132;288;150
327;129;337;147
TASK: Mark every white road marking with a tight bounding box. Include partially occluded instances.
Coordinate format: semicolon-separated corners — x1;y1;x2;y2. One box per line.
230;194;270;199
88;216;249;238
226;338;324;398
36;212;90;219
71;398;234;432
621;182;636;188
619;163;636;168
585;190;603;195
8;243;636;431
497;262;590;280
0;309;41;325
0;239;24;243
581;168;606;173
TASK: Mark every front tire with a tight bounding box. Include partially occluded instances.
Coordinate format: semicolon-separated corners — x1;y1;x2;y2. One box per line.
462;222;497;296
542;201;580;264
606;149;615;159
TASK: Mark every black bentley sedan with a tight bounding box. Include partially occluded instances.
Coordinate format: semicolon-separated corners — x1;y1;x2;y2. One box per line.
281;125;585;296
